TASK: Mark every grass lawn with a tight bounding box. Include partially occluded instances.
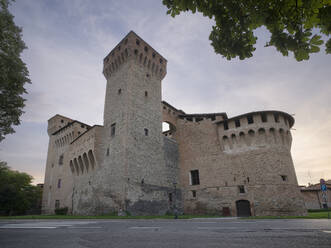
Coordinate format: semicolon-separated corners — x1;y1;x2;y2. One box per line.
0;211;330;220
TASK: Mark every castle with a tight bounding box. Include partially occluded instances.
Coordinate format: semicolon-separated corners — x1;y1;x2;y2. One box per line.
42;31;306;217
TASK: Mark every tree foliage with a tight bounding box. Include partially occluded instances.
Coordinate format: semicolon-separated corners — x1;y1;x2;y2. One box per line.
0;161;42;215
162;0;331;61
0;0;30;142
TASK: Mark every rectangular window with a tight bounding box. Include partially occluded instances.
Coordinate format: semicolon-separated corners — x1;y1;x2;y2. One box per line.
238;185;245;193
261;113;267;122
235;119;240;127
57;179;61;188
168;193;173;203
111;123;116;136
192;190;197;198
281;175;288;181
144;128;149;136
190;170;200;185
247;115;254;124
55;200;60;209
223;121;229;130
58;154;64;165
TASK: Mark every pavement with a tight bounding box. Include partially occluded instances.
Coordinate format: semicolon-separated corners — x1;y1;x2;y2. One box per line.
0;218;331;247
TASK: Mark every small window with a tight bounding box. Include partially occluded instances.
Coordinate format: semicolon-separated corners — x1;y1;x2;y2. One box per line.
106;148;110;156
145;91;148;97
55;200;60;209
81;124;84;128
111;123;116;137
61;119;64;123
274;113;280;123
118;89;122;95
144;46;148;52
51;163;54;168
152;52;156;58
146;74;150;78
261;113;267;122
192;190;197;198
235;119;240;127
58;154;64;165
190;170;200;185
144;128;149;136
136;39;140;45
238;185;245;193
134;49;138;55
160;58;163;64
281;175;288;181
57;179;61;188
223;121;229;130
168;193;173;202
247;115;254;124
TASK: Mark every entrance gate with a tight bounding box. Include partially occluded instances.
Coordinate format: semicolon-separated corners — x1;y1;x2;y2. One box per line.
236;200;251;217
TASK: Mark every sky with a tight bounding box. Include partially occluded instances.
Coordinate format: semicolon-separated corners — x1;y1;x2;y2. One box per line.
1;0;330;185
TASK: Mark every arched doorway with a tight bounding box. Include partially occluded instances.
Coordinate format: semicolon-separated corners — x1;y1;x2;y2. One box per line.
236;200;251;217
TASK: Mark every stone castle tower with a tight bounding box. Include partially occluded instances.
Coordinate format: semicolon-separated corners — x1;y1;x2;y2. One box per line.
42;31;306;217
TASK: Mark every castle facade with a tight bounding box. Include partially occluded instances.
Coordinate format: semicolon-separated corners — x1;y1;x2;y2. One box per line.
42;31;306;217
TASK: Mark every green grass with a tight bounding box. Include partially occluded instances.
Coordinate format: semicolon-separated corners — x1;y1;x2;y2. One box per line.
0;214;223;220
246;211;331;219
1;210;330;220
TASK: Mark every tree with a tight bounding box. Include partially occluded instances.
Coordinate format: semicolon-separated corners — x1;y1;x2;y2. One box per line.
0;0;30;142
162;0;331;61
0;161;41;215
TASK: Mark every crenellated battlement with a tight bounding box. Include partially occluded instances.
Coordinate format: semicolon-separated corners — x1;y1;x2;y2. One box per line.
103;31;167;79
217;111;294;152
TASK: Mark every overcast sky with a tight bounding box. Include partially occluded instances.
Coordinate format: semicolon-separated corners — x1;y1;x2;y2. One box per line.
1;0;330;185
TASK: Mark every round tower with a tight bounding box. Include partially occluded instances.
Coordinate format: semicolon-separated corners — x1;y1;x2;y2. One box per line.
218;111;306;216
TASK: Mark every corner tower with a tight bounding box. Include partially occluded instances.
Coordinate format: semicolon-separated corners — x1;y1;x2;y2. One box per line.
102;31;172;215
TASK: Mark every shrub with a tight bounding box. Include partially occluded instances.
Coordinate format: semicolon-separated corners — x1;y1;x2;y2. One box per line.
55;207;68;215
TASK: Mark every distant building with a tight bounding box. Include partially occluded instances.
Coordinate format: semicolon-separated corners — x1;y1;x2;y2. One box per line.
300;180;331;209
41;31;306;217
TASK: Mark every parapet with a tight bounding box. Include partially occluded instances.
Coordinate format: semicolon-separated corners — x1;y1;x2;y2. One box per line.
217;110;294;152
103;31;167;79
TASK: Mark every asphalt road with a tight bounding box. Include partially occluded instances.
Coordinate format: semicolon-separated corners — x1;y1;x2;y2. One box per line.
0;218;331;248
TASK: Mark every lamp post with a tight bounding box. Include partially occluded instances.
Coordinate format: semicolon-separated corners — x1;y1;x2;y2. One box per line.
173;182;178;219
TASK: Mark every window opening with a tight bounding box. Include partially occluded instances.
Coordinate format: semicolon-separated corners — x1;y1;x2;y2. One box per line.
144;128;149;136
55;200;60;209
111;123;116;137
192;190;197;198
190;170;200;185
223;121;229;130
238;185;245;193
274;113;280;123
235;119;240;127
247;115;254;124
261;113;267;122
58;154;64;165
281;175;288;181
118;89;121;95
57;179;61;188
145;91;148;97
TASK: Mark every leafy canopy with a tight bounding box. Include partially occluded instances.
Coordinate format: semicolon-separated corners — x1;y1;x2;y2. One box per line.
0;0;30;142
162;0;331;61
0;161;42;216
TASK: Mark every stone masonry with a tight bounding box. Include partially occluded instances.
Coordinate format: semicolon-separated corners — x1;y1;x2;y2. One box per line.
41;31;306;217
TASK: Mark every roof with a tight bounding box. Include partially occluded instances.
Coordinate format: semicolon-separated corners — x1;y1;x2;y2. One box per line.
52;120;91;135
162;101;185;114
70;125;103;144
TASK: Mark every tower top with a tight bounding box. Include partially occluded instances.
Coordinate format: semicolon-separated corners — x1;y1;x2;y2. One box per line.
103;31;167;79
